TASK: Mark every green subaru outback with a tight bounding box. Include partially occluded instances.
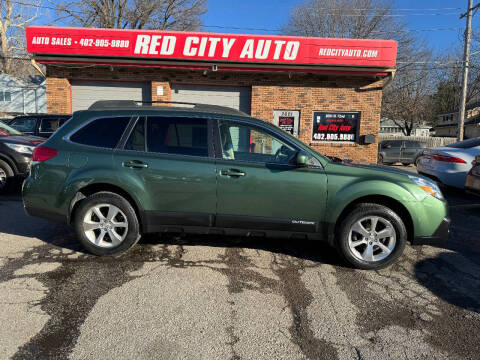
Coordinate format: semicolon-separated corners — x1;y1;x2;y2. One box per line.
22;101;449;270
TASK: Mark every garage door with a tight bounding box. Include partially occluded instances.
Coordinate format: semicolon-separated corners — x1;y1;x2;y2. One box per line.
71;81;151;112
171;85;251;114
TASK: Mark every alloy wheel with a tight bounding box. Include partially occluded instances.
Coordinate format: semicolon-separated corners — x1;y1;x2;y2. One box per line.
348;216;396;262
82;204;128;248
0;168;6;189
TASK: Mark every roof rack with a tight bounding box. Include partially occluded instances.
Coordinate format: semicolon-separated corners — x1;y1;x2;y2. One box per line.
87;100;249;117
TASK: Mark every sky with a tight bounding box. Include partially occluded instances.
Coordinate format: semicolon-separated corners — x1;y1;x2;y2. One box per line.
202;0;480;53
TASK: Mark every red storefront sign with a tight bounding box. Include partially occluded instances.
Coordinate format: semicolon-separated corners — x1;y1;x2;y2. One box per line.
26;26;397;68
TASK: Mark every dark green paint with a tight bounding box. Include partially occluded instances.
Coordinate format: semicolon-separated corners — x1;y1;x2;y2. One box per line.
23;107;448;241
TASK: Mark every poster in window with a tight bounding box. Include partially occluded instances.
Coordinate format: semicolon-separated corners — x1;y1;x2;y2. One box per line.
312;111;360;142
273;110;300;137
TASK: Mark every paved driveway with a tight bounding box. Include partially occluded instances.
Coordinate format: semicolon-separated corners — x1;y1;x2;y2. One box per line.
0;186;479;359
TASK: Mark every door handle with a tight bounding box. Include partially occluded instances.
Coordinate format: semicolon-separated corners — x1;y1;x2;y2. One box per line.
220;168;246;177
122;160;148;169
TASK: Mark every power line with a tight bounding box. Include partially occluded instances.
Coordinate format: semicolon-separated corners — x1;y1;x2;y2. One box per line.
12;0;462;18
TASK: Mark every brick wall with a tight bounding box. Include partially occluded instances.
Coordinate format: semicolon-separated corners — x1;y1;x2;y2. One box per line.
46;65;384;163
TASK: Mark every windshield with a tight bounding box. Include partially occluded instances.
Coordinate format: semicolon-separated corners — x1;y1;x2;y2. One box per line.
9;117;36;132
0;122;22;136
448;138;480;149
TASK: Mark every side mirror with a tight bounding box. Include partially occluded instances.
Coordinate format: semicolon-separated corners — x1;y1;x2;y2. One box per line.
295;152;308;167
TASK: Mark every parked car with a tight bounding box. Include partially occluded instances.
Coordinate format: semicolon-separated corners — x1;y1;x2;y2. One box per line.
378;140;426;166
0;122;44;193
6;114;71;138
23;100;449;270
465;155;480;195
417;137;480;189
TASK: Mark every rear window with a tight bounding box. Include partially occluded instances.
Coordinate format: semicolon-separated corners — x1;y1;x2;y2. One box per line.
146;117;208;157
70;117;131;148
449;138;480;149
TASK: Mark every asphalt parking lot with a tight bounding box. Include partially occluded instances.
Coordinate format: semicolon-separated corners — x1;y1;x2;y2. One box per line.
1;170;480;360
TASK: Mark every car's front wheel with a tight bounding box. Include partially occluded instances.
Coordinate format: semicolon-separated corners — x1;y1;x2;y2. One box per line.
74;191;141;256
0;159;14;194
336;203;407;270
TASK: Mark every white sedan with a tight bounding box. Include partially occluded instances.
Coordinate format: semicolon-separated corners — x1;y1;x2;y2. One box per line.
416;138;480;189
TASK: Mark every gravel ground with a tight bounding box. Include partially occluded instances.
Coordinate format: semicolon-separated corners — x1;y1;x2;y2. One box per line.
0;169;479;360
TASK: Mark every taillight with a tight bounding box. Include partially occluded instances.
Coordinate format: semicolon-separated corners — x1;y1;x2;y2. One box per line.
432;154;467;164
32;146;57;162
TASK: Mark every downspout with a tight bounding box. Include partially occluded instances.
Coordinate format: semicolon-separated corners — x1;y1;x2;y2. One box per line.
31;59;46;77
382;69;396;89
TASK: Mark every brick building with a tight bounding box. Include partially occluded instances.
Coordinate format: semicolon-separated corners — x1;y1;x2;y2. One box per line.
27;26;397;164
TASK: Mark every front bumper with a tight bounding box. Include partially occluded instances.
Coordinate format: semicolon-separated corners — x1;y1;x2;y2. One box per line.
411;216;450;245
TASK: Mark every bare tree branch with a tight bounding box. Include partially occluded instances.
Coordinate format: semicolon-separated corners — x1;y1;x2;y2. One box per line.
0;0;40;75
53;0;206;30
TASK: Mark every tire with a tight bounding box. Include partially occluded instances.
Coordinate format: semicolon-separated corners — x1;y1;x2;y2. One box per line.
336;203;407;270
401;163;410;166
0;159;14;194
73;191;141;256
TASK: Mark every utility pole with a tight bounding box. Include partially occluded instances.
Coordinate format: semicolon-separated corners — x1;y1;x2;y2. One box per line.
458;0;480;141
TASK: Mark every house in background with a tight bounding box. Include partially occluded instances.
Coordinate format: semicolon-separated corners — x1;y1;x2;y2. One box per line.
434;104;480;138
0;73;46;116
379;118;431;137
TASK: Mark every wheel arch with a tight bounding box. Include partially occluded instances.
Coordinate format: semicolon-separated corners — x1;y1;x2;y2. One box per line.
69;182;144;232
0;153;18;175
330;194;414;246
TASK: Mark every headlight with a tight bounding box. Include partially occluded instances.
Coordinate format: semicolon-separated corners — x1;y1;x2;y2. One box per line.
408;175;444;200
5;143;35;155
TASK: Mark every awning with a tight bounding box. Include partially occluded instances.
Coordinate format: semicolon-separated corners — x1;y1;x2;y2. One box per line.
26;26;397;76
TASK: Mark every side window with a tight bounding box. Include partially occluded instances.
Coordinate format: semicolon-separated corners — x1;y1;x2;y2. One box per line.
10;118;36;132
146;117;208;157
390;140;402;148
125;117;146;152
70;117;131;148
40;118;60;133
218;121;297;164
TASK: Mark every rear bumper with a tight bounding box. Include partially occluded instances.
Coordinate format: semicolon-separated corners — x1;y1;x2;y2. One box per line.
22;177;68;224
412;216;450;245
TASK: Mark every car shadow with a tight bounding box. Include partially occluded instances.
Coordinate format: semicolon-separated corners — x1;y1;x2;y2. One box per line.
414;251;480;313
0;195;345;266
140;232;344;267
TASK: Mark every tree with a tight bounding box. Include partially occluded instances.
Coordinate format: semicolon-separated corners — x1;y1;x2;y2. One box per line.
382;60;436;135
283;0;435;135
0;0;39;74
426;49;480;127
54;0;207;30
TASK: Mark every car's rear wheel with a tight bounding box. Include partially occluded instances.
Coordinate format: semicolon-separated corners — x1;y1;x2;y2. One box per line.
74;191;140;256
402;162;410;166
0;159;14;194
336;203;407;270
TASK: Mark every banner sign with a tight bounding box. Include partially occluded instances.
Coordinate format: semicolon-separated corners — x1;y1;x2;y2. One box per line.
312;111;360;142
26;26;397;68
273;110;300;136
